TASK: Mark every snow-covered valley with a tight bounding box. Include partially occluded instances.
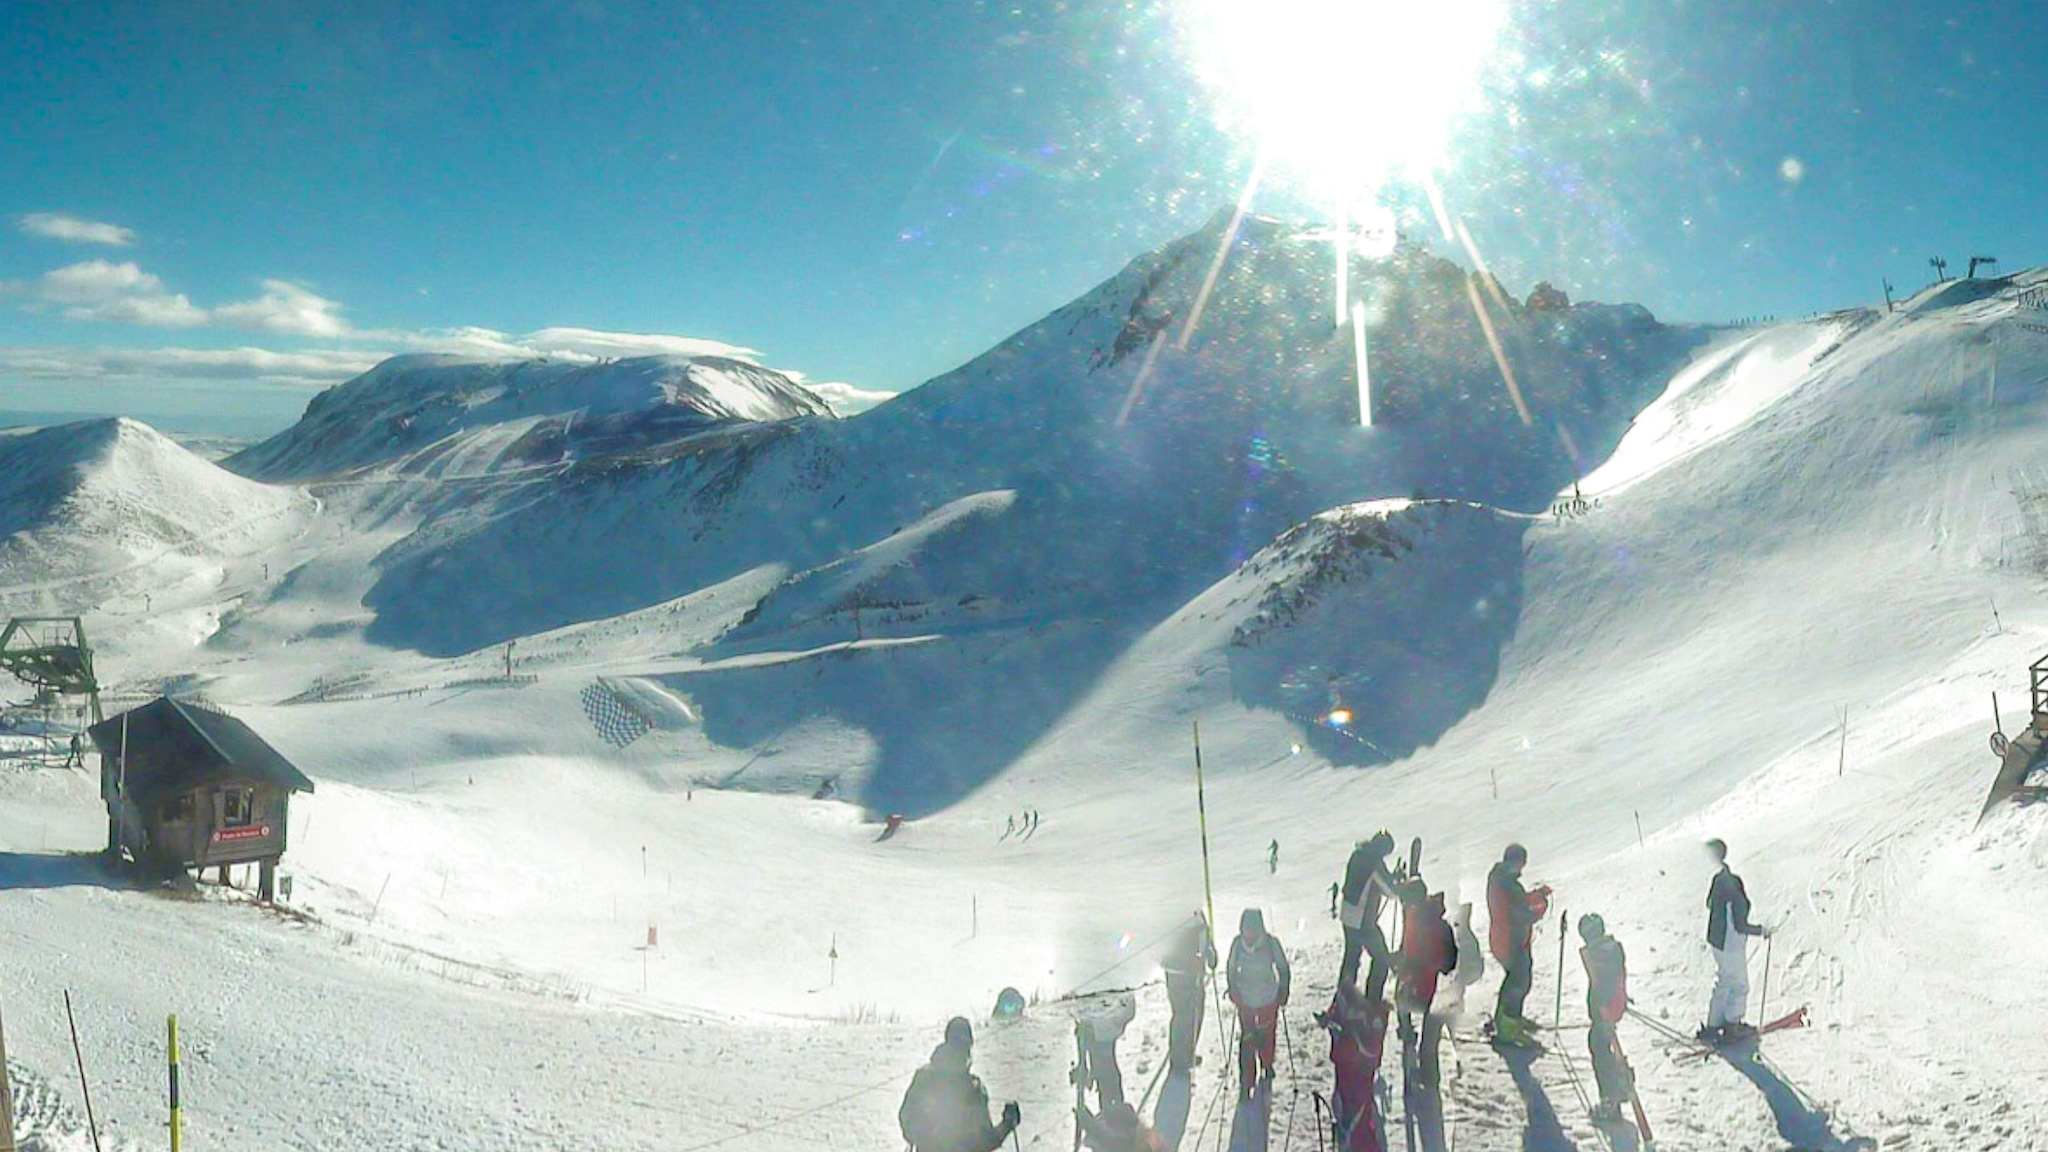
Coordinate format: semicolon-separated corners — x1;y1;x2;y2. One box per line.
5;216;2048;1152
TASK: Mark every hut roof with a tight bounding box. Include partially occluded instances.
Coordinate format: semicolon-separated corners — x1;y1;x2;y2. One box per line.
88;697;315;801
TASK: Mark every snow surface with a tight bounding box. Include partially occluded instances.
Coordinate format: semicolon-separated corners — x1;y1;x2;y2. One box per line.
5;221;2048;1152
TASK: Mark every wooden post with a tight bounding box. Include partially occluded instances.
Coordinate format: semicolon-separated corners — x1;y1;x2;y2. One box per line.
259;857;277;902
0;982;17;1152
168;1015;182;1152
1634;810;1644;849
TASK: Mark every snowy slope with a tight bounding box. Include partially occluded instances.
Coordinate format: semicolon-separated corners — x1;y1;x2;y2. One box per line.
7;241;2048;1152
226;353;834;482
0;418;309;620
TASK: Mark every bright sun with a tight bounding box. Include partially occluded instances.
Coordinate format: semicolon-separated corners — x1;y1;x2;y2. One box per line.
1180;0;1507;206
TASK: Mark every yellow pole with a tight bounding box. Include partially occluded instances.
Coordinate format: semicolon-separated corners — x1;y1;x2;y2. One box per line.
168;1015;181;1152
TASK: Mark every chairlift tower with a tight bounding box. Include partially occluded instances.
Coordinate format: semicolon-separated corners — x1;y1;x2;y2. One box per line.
0;616;105;766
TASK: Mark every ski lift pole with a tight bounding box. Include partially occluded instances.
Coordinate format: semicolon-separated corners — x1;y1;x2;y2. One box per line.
1193;719;1231;1074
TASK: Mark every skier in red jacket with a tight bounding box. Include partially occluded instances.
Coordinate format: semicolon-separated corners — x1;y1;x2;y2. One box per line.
1486;843;1551;1046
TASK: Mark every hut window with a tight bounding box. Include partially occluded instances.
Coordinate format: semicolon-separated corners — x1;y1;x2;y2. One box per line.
222;787;254;827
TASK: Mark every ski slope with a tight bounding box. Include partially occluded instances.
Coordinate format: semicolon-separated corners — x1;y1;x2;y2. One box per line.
5;248;2048;1152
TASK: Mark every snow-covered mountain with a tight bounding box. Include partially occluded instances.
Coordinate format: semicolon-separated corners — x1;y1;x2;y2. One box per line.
0;417;308;616
226;352;834;482
9;218;2048;1152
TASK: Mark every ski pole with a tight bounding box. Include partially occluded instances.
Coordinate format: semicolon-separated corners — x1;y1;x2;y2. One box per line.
1758;930;1775;1025
1553;908;1567;1032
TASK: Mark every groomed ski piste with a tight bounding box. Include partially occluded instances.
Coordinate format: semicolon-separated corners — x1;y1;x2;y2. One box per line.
3;215;2047;1151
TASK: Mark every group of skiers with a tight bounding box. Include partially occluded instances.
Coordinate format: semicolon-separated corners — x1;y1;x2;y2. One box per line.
897;833;1774;1152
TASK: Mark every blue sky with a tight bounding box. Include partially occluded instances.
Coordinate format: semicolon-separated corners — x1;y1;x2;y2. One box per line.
1;1;2042;434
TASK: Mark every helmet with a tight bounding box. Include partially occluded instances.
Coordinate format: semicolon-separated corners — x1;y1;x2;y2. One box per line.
1503;843;1528;867
1578;913;1605;942
944;1016;973;1048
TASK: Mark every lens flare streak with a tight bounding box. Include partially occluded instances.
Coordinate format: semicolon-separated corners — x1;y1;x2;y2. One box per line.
1178;154;1267;351
1351;301;1372;427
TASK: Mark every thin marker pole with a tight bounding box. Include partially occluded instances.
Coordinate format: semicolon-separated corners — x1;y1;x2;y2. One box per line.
168;1015;182;1152
0;982;17;1152
1553;909;1567;1032
1193;720;1230;1075
63;991;102;1152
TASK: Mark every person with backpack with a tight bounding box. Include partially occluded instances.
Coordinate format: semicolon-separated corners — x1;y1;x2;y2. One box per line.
1394;879;1457;1089
1315;982;1390;1152
1160;911;1217;1073
1226;907;1291;1095
1337;831;1397;995
1701;838;1769;1043
1486;843;1551;1047
1578;914;1632;1122
899;1017;1022;1152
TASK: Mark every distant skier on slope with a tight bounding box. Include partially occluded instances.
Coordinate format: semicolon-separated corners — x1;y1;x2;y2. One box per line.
1160;911;1217;1073
1577;914;1632;1122
1700;838;1769;1043
1337;831;1397;995
1394;878;1457;1089
899;1017;1023;1152
1487;843;1551;1046
1316;982;1390;1152
1269;839;1280;874
1226;907;1291;1096
1075;992;1137;1107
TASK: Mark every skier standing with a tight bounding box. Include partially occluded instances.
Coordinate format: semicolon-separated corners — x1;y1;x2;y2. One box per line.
899;1018;1023;1152
1394;879;1456;1088
1160;912;1217;1073
1075;992;1137;1107
1486;843;1551;1046
1577;914;1632;1121
1226;907;1291;1095
1700;838;1768;1042
1337;831;1397;995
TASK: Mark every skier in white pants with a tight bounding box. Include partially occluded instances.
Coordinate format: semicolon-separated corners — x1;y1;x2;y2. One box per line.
1700;838;1769;1043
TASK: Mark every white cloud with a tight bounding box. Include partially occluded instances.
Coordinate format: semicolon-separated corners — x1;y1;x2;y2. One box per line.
212;280;350;338
17;212;136;246
789;379;898;415
33;260;207;326
0;345;383;389
522;327;762;362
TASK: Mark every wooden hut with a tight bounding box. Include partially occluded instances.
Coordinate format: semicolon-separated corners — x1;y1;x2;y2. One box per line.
88;697;313;898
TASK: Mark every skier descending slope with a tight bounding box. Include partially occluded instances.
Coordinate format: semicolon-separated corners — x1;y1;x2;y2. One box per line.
1486;844;1551;1047
1700;838;1770;1043
1577;914;1633;1122
1226;908;1291;1097
1337;831;1397;995
899;1017;1023;1152
1161;912;1217;1073
1315;983;1391;1152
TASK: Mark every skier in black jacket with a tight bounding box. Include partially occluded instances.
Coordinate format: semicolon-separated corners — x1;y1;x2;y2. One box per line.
899;1018;1022;1152
1701;838;1769;1042
1337;831;1397;995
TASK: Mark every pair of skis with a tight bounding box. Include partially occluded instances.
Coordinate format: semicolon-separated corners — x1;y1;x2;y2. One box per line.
1625;1003;1809;1064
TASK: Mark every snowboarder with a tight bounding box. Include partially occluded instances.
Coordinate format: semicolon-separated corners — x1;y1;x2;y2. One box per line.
1226;907;1291;1095
1315;982;1390;1152
1075;1100;1166;1152
1075;992;1137;1107
899;1017;1023;1152
1577;913;1632;1122
1268;839;1280;874
1160;911;1217;1073
1487;843;1551;1046
1395;879;1456;1089
1700;838;1769;1043
1337;831;1397;995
